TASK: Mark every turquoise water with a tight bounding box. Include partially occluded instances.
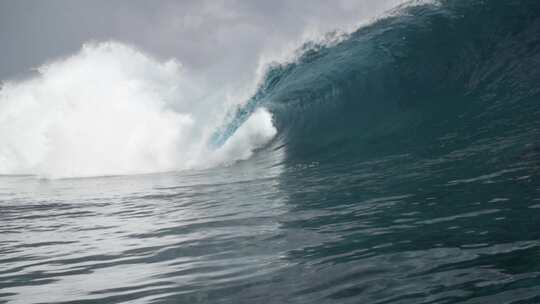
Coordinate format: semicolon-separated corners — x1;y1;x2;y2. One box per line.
3;0;540;303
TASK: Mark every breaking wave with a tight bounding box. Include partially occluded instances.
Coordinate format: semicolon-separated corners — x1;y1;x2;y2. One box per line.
0;42;276;178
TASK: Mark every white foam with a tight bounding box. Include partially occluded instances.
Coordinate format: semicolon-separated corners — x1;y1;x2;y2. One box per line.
0;1;423;179
0;42;276;178
210;108;277;166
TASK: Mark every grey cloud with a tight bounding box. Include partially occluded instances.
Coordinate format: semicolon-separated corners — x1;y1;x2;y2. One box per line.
0;0;404;85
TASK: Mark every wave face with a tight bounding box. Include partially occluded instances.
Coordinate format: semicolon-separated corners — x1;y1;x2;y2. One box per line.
0;43;276;178
221;0;540;163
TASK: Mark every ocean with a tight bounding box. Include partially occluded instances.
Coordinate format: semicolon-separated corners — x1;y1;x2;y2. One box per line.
2;0;540;303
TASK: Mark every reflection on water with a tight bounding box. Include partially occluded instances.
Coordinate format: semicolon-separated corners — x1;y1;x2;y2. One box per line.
3;126;540;303
0;150;291;303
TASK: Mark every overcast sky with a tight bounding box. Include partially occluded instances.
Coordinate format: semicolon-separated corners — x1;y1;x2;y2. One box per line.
0;0;404;85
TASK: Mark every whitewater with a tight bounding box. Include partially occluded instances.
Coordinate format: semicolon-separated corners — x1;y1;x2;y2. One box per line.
0;42;277;178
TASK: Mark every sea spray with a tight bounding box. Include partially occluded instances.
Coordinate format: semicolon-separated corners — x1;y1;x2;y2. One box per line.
0;42;276;178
